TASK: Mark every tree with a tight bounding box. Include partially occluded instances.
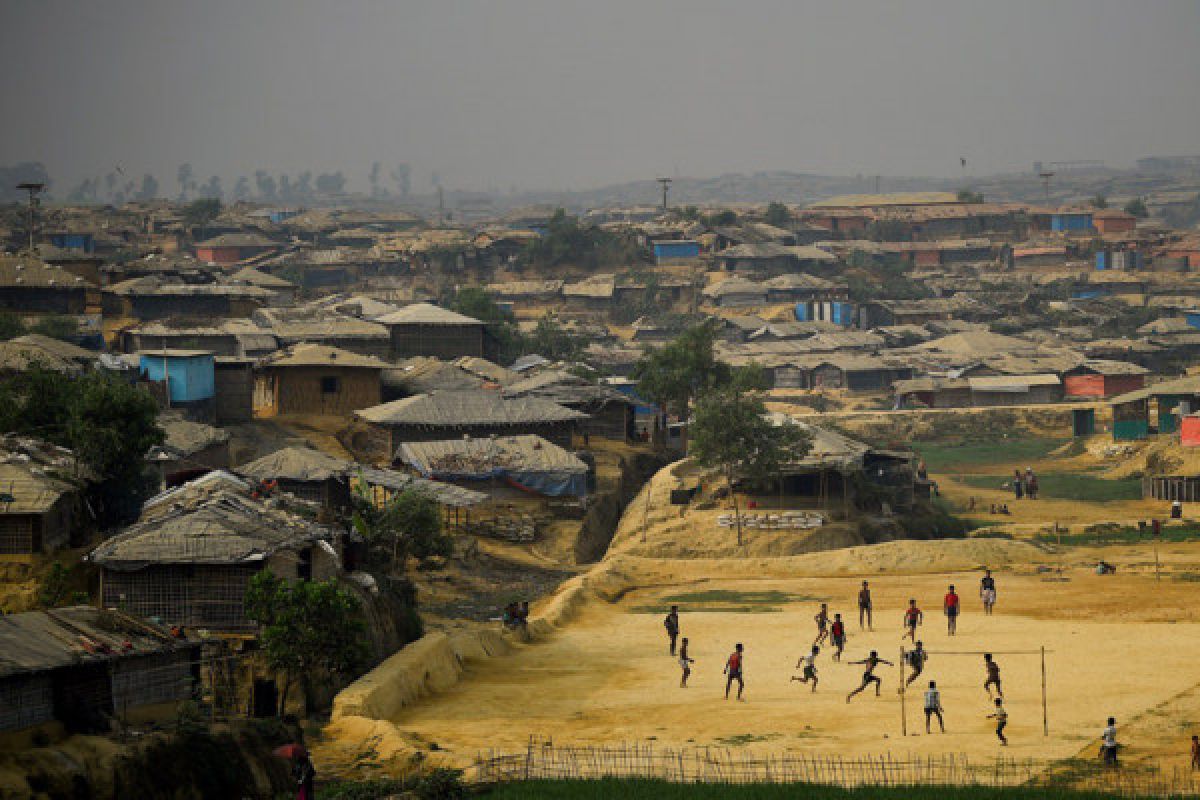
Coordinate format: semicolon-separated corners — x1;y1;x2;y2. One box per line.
254;170;277;202
369;162;384;198
232;176;250;201
136;173;159;201
29;315;79;342
1125;197;1149;218
350;481;448;571
520;208;646;271
0;368;164;525
703;210;738;227
176;163;194;201
315;171;347;195
765;202;791;227
956;189;984;204
632;321;730;422
1091;193;1108;209
199;175;222;200
447;287;522;364
688;376;812;546
182;196;222;232
0;312;25;340
390;163;411;197
528;313;581;361
244;573;370;715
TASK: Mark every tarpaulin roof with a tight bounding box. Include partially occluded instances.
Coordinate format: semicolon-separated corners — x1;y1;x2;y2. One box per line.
397;434;587;497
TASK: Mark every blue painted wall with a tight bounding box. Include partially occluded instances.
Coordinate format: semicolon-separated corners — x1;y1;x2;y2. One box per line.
1186;312;1200;330
1050;213;1093;232
139;354;215;403
50;233;95;253
653;240;700;262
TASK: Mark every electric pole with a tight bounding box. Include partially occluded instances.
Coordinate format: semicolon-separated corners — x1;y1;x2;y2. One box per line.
1038;171;1055;205
17;182;44;253
657;177;671;212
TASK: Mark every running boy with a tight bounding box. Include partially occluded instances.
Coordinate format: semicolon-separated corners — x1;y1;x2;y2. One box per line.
846;650;893;702
903;599;923;642
944;585;960;635
924;680;945;734
905;641;928;687
980;570;997;615
678;637;694;688
814;603;830;646
983;653;1003;698
664;605;680;656
724;643;745;701
987;697;1009;745
792;645;819;692
830;613;847;661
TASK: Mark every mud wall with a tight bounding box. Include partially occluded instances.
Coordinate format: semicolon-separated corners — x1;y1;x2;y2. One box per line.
575;451;671;563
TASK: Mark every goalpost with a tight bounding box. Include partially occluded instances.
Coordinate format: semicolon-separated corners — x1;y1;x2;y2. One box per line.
898;646;1050;738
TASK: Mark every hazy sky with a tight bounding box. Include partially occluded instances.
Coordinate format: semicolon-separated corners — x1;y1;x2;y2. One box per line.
4;0;1200;195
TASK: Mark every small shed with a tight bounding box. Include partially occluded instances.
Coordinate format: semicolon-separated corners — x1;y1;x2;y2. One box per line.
194;232;279;264
253;344;386;417
1062;360;1148;398
0;444;84;558
376;303;486;360
653;239;700;264
0;607;200;734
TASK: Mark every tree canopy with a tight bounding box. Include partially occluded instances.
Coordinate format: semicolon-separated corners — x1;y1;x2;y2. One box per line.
632;321;731;420
764;202;791;227
350;481;449;571
1124;197;1149;218
955;189;984;204
244;573;370;715
688;377;812;545
0;368;163;525
520;209;647;270
182;196;221;230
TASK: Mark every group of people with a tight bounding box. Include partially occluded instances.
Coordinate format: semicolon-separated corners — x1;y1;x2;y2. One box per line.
502;600;530;629
1011;467;1039;500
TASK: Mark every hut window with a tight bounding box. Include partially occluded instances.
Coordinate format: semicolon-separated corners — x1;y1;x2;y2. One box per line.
320;376;340;394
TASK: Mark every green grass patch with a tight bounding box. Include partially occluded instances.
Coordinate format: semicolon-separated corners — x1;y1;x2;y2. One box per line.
713;733;781;746
1034;522;1200;547
482;778;1157;799
957;472;1141;502
913;437;1069;472
632;590;814;615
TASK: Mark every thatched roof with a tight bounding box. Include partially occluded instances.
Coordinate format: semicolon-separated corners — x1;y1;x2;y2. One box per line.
0;255;96;289
398;434;587;477
356;389;587;427
375;302;483;326
256;343;389;370
229;266;295;289
236;446;352;482
88;489;338;569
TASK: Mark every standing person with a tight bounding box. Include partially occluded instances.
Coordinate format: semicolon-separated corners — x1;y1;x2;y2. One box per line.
983;653;1003;698
846;650;893;702
944;585;960;636
664;605;680;656
678;637;694;688
1101;717;1119;767
903;599;923;642
814;603;830;646
924;680;945;734
724;643;745;701
980;570;997;615
293;752;316;800
905;641;928;687
792;645;819;692
1190;735;1200;770
1026;470;1039;500
1013;469;1024;501
830;613;847;662
858;581;873;630
987;697;1009;745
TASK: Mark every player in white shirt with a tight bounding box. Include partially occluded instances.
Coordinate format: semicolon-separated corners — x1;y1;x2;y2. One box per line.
792;645;820;692
923;680;945;733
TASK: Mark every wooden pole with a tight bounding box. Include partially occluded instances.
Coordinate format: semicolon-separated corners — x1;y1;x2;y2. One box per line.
899;646;907;737
1041;645;1048;736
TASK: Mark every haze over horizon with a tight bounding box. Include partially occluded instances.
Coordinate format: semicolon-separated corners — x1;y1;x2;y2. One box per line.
4;0;1200;197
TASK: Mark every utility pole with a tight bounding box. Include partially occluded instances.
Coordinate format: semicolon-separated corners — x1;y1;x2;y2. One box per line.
657;177;672;212
17;182;44;252
1038;171;1055;205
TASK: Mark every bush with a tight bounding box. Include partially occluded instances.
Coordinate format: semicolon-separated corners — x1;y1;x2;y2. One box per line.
416;768;467;800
